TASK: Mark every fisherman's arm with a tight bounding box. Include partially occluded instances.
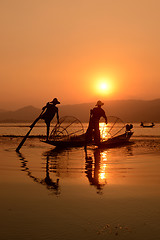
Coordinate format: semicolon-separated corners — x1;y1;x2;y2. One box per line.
102;110;108;124
42;102;49;111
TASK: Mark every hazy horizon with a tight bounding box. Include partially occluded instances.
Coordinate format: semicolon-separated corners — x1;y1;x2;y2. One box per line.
0;97;160;112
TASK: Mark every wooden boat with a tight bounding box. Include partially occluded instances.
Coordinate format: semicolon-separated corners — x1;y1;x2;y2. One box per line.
43;134;86;148
42;116;133;149
43;130;133;149
98;131;133;148
140;122;155;128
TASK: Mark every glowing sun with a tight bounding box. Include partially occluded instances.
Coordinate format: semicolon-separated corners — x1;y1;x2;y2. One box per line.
99;82;109;91
95;80;112;96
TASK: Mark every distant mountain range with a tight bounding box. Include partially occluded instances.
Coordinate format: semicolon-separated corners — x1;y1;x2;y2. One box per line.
0;106;41;123
0;99;160;123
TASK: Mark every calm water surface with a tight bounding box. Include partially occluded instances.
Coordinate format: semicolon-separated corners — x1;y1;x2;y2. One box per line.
0;123;160;240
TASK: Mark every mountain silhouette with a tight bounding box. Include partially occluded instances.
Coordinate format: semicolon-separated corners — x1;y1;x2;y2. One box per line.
0;106;41;122
0;99;160;123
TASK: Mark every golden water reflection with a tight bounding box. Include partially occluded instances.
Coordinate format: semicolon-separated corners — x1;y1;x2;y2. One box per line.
99;151;108;182
99;117;126;141
17;143;134;195
85;148;108;194
99;122;111;140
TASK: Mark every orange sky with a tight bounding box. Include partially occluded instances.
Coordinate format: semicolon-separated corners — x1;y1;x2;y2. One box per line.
0;0;160;110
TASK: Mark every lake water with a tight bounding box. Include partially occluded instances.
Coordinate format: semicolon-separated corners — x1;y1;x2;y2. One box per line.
1;121;160;136
0;122;160;240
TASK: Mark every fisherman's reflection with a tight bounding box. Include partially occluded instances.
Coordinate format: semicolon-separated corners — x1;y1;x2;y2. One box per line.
42;155;59;193
85;148;107;194
18;152;60;195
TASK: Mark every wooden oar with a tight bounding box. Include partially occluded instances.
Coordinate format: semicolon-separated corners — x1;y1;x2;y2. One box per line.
16;110;44;152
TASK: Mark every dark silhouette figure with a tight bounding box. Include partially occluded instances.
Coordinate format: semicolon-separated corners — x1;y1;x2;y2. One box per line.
40;98;60;140
16;98;60;152
86;100;107;145
125;124;133;132
140;122;143;127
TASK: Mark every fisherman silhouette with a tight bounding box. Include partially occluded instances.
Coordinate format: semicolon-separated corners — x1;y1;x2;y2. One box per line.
86;100;107;145
16;98;60;152
40;98;60;140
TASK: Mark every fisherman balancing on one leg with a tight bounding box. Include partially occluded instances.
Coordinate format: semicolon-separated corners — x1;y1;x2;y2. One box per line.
16;98;60;152
40;98;60;140
29;97;60;140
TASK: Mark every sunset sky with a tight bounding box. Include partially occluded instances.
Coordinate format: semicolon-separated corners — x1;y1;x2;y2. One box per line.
0;0;160;110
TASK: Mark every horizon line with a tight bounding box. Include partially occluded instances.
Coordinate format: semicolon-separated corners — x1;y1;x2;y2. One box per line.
1;98;160;112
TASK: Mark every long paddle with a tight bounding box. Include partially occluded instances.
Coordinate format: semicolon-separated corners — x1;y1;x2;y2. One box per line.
16;110;44;152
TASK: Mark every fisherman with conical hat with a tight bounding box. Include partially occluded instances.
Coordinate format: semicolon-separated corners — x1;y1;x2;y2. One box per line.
40;98;60;140
86;100;107;145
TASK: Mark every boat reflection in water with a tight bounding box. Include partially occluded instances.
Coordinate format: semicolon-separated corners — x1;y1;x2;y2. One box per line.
17;135;133;196
17;146;110;195
18;152;60;195
85;148;108;194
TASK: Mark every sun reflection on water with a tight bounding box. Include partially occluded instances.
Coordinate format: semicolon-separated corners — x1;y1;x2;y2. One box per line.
99;122;111;140
85;148;109;194
99;151;108;184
